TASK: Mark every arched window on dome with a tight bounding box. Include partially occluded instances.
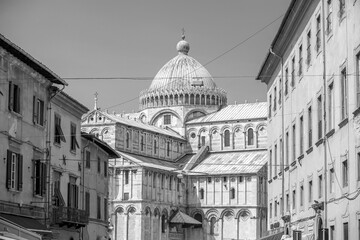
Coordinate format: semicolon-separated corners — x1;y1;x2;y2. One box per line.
190;94;195;105
211;95;216;105
174;94;178;105
169;95;173;105
224;129;230;147
201;94;205;105
195;94;200;105
164;95;168;106
206;95;210;105
160;96;164;106
154;139;157;154
185;94;189;104
126;132;130;148
155;96;159;107
247;128;254;146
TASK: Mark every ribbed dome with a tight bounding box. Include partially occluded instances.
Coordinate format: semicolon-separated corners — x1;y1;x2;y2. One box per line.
139;36;227;110
148;53;217;91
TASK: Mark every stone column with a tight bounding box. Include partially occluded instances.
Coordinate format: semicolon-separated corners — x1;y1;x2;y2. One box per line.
243;131;247;149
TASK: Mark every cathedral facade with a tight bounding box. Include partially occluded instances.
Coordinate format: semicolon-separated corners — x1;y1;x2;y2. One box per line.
81;36;268;240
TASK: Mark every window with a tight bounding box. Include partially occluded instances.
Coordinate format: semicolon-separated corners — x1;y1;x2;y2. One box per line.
161;215;166;233
342;160;348;187
274;86;277;111
161;174;164;189
33;97;44;126
285;131;289;166
341;67;348;119
52;171;62;206
97;156;101;174
339;0;345;19
274;144;278;176
327;0;333;34
291;56;295;86
123;192;129;200
292;123;296;162
207;177;212;183
307;31;311;66
199;188;204;199
224;129;230;147
104;161;107;177
239;176;244;182
33;159;46;196
308;180;313;203
125;170;129;185
315;16;321;53
318;174;323;198
210;217;216;235
330;225;335;240
300;116;304;154
285;68;289;95
194;214;202;228
201;136;206;146
292;189;296;210
85;150;90;168
286;193;289;212
308;107;312;147
68;177;78;208
85;192;90;216
300;185;304;207
104;198;107;221
97;195;101;219
6;150;23;191
169;176;172;190
298;44;303;76
317;95;323;139
269;203;273;218
54;114;65;145
230;188;235;199
330;168;335;193
343;222;348;240
167;142;170;157
269;149;272;179
268;94;272;117
153;139;157;154
126;132;130;148
274;200;277;217
70;123;79;152
164;114;171;125
358;152;360;181
140;135;144;151
8;82;21;114
328;83;334;130
279;78;282;106
247;128;254;146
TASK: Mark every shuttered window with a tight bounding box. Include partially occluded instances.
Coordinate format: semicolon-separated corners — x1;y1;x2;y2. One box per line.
33;159;46;196
6;150;23;191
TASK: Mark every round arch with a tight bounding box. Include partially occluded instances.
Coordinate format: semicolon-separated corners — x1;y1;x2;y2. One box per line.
149;109;182;125
184;109;207;123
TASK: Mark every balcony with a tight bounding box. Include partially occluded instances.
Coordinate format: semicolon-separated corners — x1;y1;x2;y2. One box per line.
51;206;88;228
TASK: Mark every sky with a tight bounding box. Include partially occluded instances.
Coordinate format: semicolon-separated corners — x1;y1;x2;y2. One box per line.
0;0;290;113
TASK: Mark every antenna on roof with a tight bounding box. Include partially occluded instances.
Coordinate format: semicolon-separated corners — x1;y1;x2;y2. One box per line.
256;99;258;103
234;101;237;105
244;100;248;103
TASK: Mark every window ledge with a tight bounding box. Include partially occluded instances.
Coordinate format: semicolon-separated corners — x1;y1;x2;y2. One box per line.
284;166;289;172
306;146;313;154
325;129;335;138
290;161;296;167
298;154;304;161
353;106;360;117
70;149;77;155
8;189;21;193
315;138;323;147
10;111;23;119
338;118;348;129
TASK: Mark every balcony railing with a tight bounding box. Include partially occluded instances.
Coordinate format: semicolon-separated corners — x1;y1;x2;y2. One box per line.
52;206;88;228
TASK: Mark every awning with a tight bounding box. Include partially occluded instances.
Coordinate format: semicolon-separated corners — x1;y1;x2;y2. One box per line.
258;231;284;240
0;213;51;234
169;211;202;228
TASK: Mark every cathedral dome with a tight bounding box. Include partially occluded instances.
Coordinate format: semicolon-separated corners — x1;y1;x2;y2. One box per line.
139;36;227;110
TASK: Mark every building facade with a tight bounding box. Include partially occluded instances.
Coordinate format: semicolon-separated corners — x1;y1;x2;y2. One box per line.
82;35;269;240
0;33;66;240
257;0;360;239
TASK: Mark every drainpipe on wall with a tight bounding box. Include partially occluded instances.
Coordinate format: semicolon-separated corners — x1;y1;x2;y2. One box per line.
321;0;328;239
269;47;285;225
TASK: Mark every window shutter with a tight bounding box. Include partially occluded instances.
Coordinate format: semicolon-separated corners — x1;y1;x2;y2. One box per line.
39;100;44;125
32;160;36;195
67;182;71;208
42;163;47;195
17;154;23;191
8;82;13;111
33;96;37;124
16;86;20;113
6;150;12;189
75;185;79;209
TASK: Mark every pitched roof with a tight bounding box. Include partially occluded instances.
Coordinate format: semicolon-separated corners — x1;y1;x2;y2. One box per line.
117;151;179;171
81;132;119;158
85;110;185;141
190;150;267;175
169;211;202;226
0;33;67;86
186;102;267;124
